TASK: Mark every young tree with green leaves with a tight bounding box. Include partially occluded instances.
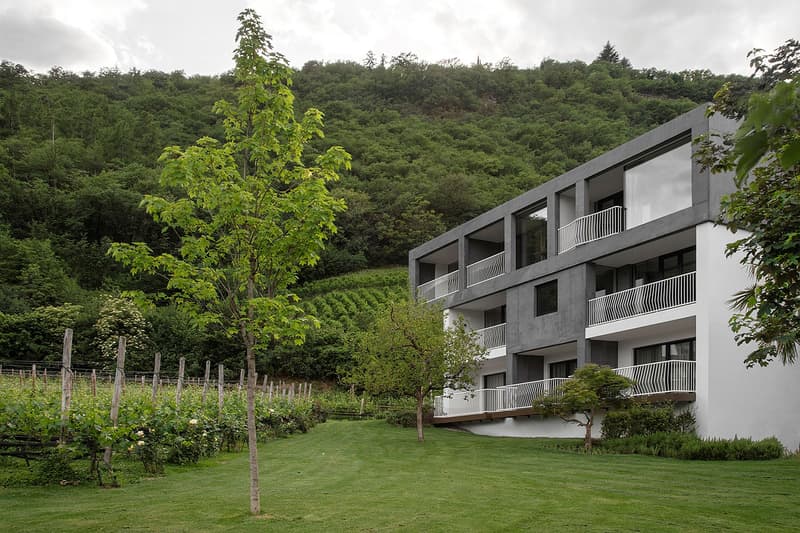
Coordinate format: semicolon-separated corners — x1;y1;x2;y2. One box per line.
346;300;486;441
695;39;800;367
108;9;350;515
535;364;632;451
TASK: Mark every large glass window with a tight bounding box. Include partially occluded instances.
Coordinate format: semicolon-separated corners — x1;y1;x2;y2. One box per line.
624;141;692;228
634;338;696;365
516;202;547;268
484;372;506;389
535;280;558;316
550;359;577;378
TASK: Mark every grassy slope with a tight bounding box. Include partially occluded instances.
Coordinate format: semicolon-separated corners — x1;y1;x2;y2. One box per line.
2;420;799;532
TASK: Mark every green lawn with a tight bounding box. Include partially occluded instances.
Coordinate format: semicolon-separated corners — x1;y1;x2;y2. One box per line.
2;420;798;532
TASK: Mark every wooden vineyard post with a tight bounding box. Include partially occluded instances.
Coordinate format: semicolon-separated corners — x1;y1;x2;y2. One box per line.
238;369;245;392
103;336;126;483
31;364;37;392
202;360;211;403
43;368;48;393
217;364;224;420
151;352;161;404
91;369;97;398
307;382;312;399
360;395;366;416
141;375;145;389
176;356;186;406
268;381;273;402
60;328;73;444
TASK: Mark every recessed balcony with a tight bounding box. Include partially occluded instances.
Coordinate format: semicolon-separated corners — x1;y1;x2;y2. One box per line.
417;271;459;302
433;360;695;422
474;322;506;351
558;206;626;254
466;252;505;287
587;271;696;326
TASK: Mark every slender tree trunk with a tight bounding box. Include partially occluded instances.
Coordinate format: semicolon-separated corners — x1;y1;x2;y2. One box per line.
244;265;260;515
416;393;425;442
584;415;594;451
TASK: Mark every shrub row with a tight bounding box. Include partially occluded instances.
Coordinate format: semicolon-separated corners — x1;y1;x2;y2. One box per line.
602;404;695;439
600;432;784;460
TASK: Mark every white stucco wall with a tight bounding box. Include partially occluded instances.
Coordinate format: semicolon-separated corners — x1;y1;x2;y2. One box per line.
459;415;602;439
696;222;800;449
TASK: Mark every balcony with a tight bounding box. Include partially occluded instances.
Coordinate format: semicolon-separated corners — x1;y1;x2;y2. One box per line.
587;272;696;326
417;271;459;302
434;378;568;418
558;206;625;254
433;360;695;422
475;323;506;351
466;252;505;287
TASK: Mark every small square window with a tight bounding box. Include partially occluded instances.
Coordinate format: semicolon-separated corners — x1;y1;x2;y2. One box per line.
536;280;558;316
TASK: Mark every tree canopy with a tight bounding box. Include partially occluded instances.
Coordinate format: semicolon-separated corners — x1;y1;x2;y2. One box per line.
346;300;486;441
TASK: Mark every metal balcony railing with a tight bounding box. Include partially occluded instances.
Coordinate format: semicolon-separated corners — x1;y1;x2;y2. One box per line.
433;378;567;417
433;360;696;418
614;360;696;397
416;271;459;302
466;252;505;287
558;206;626;254
475;323;506;350
587;272;696;326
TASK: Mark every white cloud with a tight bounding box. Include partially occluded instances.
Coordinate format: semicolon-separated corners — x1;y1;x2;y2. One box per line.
0;0;797;75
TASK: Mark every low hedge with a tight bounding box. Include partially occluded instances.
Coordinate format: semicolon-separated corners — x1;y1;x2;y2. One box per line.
602;404;695;439
600;432;784;460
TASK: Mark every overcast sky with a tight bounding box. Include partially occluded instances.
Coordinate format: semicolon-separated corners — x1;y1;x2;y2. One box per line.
0;0;797;76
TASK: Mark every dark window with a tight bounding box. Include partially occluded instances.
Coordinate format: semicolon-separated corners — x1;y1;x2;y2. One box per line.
516;202;548;268
634;338;696;365
535;280;558;316
484;372;506;389
595;191;624;212
550;359;577;378
483;305;506;328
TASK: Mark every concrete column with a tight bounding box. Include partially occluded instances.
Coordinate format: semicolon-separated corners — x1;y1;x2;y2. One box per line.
504;213;515;273
546;192;557;259
457;235;467;291
575;178;589;218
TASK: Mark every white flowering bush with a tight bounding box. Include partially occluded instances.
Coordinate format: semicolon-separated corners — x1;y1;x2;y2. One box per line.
93;295;152;368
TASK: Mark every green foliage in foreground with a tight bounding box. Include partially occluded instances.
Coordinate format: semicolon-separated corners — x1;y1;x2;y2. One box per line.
1;420;799;531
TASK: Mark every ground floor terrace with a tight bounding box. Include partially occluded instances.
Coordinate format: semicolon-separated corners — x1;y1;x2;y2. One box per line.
433;359;694;424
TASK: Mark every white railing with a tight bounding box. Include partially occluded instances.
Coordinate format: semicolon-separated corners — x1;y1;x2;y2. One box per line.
587;271;696;326
498;378;568;410
433;378;567;417
466;252;505;287
433;361;696;418
475;323;506;349
614;360;696;396
416;271;460;302
558;206;626;254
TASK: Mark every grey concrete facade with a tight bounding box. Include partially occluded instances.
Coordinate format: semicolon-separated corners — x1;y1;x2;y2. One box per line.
409;104;739;385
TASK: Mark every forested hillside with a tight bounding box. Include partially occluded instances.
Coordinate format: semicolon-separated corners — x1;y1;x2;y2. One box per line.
0;51;752;376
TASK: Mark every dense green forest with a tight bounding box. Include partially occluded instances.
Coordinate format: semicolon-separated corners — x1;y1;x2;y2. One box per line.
0;50;753;378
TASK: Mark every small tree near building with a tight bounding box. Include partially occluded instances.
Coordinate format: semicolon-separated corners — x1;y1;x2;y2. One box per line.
536;364;633;451
346;300;486;441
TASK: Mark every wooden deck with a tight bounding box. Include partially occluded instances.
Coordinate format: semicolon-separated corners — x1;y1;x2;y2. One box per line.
432;392;695;425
